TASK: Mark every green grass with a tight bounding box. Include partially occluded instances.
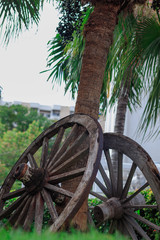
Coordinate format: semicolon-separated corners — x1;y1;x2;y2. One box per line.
0;228;128;240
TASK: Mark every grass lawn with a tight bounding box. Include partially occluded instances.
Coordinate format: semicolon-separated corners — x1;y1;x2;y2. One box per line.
0;228;128;240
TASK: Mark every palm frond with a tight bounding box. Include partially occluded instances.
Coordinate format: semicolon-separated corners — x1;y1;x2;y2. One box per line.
41;6;92;99
104;13;142;113
0;0;44;45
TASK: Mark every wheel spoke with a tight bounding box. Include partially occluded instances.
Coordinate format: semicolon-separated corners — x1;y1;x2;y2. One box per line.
0;192;27;220
124;215;151;240
6;195;30;227
121;218;138;240
104;149;116;196
2;187;26;201
108;220;117;234
46;127;65;168
126;210;160;231
87;210;95;227
98;163;112;194
90;190;107;202
48;124;79;169
123;182;149;204
49;130;88;172
35;192;44;233
49;147;89;176
44;183;73;198
23;196;36;231
48;167;85;184
117;152;123;197
95;177;111;198
14;196;32;228
121;162;137;199
41;189;58;222
27;153;38;168
40;137;49;168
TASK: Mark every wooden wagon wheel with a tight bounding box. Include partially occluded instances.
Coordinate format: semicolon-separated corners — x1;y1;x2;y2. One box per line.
0;114;103;233
90;133;160;240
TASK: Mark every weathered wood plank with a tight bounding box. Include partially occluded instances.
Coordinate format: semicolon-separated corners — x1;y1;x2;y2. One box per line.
41;189;58;222
126;210;160;231
23;196;36;231
104;149;116;196
44;183;73;198
40;137;48;168
48;167;85;184
123;182;149;204
2;187;26;201
6;195;30;227
0;192;27;220
49;147;89;176
117;152;123;197
34;192;44;233
121;163;137;199
89;190;107;202
46;127;65;168
48;124;79;170
124;215;151;240
27;153;38;168
14;196;32;228
98;163;112;195
122;218;138;240
95;177;110;198
49;130;88;172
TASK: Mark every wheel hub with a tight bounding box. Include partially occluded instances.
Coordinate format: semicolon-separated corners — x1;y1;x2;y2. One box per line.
14;163;46;194
94;197;123;222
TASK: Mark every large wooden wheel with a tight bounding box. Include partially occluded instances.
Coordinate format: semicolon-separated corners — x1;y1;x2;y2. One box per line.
90;133;160;240
0;114;103;233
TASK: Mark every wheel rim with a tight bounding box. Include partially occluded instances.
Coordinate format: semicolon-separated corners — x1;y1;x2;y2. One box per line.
90;133;160;240
0;114;103;232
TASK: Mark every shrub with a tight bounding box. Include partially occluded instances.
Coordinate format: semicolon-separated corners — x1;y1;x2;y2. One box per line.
139;188;160;240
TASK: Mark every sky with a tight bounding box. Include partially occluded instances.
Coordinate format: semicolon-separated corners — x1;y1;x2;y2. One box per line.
0;3;75;107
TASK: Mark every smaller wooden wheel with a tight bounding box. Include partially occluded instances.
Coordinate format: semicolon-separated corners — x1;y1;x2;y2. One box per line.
90;133;160;240
0;114;103;233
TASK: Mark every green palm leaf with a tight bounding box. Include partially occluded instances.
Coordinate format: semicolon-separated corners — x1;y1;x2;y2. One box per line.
0;0;44;45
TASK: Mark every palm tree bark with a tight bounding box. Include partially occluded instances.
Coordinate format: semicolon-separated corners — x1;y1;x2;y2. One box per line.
75;2;120;119
112;73;132;189
61;1;120;231
72;1;120;230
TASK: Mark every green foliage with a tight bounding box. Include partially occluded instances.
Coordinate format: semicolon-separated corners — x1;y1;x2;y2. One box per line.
56;0;86;44
0;228;127;240
139;188;160;239
0;0;44;45
0;163;9;186
102;13;144;114
42;6;92;99
0;121;5;138
0;121;44;178
132;17;160;138
0;104;52;133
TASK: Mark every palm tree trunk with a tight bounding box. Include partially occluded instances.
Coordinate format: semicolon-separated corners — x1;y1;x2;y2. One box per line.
112;74;131;190
75;2;120;119
63;1;120;231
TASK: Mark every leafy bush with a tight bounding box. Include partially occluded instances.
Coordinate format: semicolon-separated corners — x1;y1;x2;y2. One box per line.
139;188;160;240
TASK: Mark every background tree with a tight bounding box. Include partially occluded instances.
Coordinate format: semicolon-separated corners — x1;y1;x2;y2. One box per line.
0;104;53;132
0;121;45;180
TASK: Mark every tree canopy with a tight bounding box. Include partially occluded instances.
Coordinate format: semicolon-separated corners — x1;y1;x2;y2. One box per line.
0;104;52;133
